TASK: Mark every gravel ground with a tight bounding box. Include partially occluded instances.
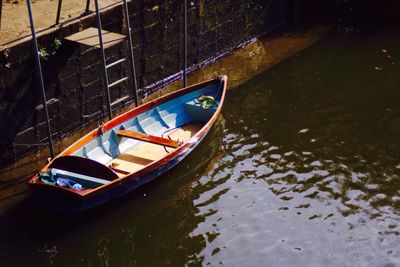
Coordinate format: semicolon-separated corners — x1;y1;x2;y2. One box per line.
0;0;119;46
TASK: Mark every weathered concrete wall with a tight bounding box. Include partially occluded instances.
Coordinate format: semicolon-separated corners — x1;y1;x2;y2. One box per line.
0;0;293;166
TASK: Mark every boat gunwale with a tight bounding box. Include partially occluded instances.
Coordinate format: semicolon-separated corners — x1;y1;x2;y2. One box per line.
28;76;227;199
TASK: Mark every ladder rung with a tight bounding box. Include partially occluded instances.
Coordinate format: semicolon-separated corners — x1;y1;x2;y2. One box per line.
111;95;130;106
108;77;129;88
106;57;128;69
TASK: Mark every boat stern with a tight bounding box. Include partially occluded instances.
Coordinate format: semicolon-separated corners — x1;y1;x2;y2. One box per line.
29;180;86;213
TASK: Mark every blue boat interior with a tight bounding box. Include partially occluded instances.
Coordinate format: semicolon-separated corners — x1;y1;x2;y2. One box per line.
45;83;222;189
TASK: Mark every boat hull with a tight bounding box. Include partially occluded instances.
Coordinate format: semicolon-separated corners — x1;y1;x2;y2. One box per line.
28;76;227;213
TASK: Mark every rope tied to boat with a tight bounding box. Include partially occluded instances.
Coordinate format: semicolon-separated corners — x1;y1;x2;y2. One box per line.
194;95;218;109
39;170;57;185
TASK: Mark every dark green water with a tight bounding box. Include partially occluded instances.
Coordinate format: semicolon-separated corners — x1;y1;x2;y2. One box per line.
2;28;400;266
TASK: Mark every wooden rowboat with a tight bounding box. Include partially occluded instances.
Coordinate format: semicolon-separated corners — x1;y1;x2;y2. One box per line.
28;76;227;212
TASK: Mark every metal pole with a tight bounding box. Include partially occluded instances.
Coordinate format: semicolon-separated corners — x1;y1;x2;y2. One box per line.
26;0;55;158
55;0;62;24
183;0;187;87
94;0;113;120
0;0;3;30
85;0;90;14
122;0;139;106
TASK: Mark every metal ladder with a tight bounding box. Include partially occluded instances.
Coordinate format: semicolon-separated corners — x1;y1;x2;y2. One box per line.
93;0;138;120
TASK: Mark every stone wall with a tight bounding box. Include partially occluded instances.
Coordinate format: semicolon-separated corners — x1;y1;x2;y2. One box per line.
0;0;293;166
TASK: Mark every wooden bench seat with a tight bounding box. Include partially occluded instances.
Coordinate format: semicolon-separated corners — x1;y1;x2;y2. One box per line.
108;123;204;176
117;130;180;148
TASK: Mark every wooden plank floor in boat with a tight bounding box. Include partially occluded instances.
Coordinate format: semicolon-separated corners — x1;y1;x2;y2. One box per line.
109;123;203;176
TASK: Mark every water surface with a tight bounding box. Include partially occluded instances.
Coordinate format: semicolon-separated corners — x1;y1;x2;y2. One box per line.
2;28;400;266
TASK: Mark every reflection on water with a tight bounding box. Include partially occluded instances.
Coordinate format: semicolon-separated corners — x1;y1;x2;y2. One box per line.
192;28;400;267
2;28;400;266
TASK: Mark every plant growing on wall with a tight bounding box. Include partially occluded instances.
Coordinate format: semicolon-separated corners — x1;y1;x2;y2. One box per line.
39;38;62;60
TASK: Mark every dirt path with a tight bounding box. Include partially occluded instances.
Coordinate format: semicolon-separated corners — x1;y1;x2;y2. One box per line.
0;0;119;46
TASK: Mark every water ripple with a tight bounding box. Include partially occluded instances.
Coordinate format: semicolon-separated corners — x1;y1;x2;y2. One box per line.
190;30;400;266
